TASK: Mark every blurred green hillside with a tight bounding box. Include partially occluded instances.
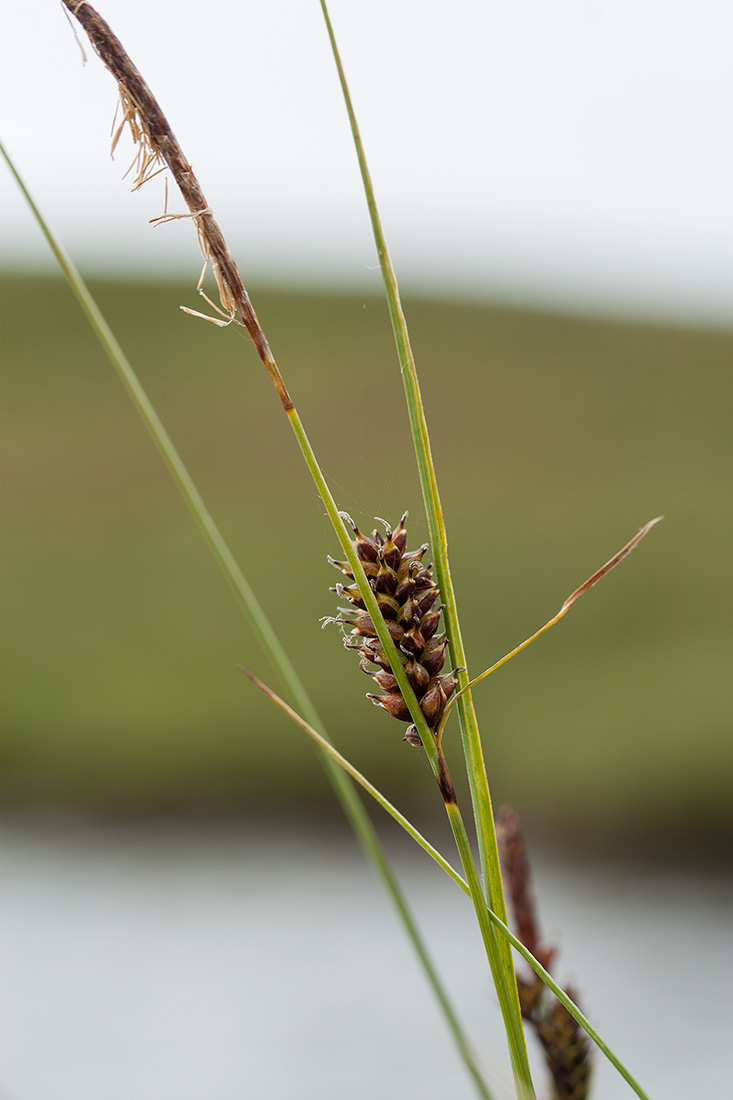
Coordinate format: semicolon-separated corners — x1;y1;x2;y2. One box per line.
3;274;731;855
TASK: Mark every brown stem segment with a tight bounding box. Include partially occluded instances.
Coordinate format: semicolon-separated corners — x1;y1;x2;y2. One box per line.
436;745;457;806
63;0;293;411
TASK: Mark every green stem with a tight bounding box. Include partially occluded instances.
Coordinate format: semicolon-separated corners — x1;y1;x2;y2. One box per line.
445;801;532;1100
317;4;530;1094
318;0;499;900
1;138;493;1100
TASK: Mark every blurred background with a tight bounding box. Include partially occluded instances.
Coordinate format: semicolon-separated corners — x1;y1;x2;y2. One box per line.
3;275;732;851
2;2;731;1099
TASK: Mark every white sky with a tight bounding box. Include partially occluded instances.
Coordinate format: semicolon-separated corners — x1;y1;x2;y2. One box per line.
2;0;733;322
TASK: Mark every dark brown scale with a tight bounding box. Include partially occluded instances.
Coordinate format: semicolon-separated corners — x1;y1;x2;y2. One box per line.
354;529;380;563
398;597;418;628
400;625;425;657
390;515;408;553
405;657;430;694
419;607;442;640
330;514;460;742
374;562;399;595
380;540;402;571
403;726;423;747
418;681;445;724
393;580;413;605
399;546;427;570
437;672;458;701
371;669;399;692
421;636;448;677
417;589;438;616
368;691;411;721
330;582;364;608
375;594;400;621
359;639;389;668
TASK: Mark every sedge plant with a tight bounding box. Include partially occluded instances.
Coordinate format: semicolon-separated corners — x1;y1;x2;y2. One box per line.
3;3;661;1097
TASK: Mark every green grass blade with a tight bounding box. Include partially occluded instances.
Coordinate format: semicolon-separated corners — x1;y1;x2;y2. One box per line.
317;6;531;1095
240;666;468;890
1;138;494;1100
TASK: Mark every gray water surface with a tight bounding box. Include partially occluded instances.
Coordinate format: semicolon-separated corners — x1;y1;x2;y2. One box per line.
1;821;730;1100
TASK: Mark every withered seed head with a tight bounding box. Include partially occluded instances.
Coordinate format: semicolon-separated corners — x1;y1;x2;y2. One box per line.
498;805;593;1100
330;514;459;744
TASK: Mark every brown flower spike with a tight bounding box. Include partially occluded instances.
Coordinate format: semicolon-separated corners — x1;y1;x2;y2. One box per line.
498;805;593;1100
328;513;460;745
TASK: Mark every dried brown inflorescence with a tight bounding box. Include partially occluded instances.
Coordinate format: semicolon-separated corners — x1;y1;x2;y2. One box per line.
328;514;460;745
497;805;593;1100
63;1;293;412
